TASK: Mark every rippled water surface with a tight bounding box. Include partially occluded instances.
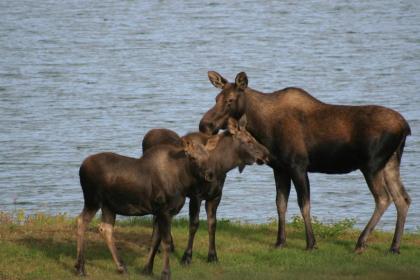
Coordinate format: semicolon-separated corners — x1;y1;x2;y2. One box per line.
1;0;419;231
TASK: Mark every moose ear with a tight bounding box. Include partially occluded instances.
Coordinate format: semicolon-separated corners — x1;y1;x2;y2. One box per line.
208;71;228;89
205;134;220;151
238;115;248;130
235;72;248;90
227;118;239;135
182;139;193;155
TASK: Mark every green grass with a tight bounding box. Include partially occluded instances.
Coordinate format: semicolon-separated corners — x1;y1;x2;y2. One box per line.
1;211;419;280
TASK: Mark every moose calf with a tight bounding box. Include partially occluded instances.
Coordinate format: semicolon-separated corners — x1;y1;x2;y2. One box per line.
142;118;270;264
75;141;213;280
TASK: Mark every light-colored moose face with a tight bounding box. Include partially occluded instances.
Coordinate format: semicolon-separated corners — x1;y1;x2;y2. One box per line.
204;118;270;173
226;118;269;167
199;71;248;135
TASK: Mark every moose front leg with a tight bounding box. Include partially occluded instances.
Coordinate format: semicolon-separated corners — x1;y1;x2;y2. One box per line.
143;218;161;275
150;216;175;253
181;196;201;265
157;214;173;280
205;196;221;262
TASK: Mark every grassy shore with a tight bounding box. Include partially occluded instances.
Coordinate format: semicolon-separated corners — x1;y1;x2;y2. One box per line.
0;211;419;280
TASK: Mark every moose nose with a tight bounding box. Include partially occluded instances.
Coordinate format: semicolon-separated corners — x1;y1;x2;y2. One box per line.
256;154;270;165
199;121;216;135
263;155;270;164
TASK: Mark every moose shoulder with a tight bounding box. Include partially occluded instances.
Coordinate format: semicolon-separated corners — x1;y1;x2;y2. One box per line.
199;71;411;254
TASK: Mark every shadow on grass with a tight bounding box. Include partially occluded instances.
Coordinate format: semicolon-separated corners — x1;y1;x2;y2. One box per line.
12;216;368;277
122;217;286;252
16;229;153;275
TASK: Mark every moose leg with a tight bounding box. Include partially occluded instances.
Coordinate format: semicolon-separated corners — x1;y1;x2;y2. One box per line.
99;207;126;273
383;154;411;254
355;169;391;253
273;169;291;248
75;206;98;276
206;196;222;262
143;219;161;275
181;196;202;265
150;216;174;253
291;168;316;250
157;214;173;280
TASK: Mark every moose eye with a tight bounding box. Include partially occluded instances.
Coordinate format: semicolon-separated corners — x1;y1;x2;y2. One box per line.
226;98;234;104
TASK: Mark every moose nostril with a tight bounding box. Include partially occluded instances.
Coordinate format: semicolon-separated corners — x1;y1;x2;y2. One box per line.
199;121;208;132
199;121;214;134
256;155;269;165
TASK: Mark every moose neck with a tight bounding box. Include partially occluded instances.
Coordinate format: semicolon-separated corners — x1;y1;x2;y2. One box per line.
177;156;204;196
242;88;272;146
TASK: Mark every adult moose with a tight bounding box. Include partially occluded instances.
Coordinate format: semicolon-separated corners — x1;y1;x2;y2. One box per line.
142;118;270;264
75;141;213;280
199;71;411;254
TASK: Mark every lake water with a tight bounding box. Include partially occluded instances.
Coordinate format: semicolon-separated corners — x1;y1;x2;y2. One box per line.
0;0;419;231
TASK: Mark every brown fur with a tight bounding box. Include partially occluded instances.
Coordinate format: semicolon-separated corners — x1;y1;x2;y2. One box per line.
200;71;411;253
75;143;213;279
142;119;269;264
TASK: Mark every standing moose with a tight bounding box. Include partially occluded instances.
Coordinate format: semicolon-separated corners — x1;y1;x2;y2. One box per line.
142;118;270;264
75;141;214;279
199;71;411;254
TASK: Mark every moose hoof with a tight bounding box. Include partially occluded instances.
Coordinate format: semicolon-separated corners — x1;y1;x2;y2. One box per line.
160;270;171;280
169;242;175;253
142;266;153;275
74;263;86;277
180;252;192;265
355;244;367;254
306;244;318;251
75;269;86;277
117;264;127;274
389;248;400;255
274;242;287;249
207;253;218;263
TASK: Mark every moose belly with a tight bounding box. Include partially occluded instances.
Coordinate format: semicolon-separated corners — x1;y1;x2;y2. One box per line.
307;143;364;174
103;191;152;216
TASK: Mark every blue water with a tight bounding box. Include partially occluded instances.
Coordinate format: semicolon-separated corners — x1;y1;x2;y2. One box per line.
0;0;419;231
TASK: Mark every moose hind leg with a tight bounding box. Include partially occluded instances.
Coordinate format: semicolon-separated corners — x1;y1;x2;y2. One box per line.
291;168;316;250
99;207;126;273
356;169;391;253
75;206;98;276
384;154;411;254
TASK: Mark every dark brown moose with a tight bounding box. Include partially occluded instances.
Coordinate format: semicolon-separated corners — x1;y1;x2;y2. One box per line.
75;141;213;279
199;71;411;254
142;118;270;264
